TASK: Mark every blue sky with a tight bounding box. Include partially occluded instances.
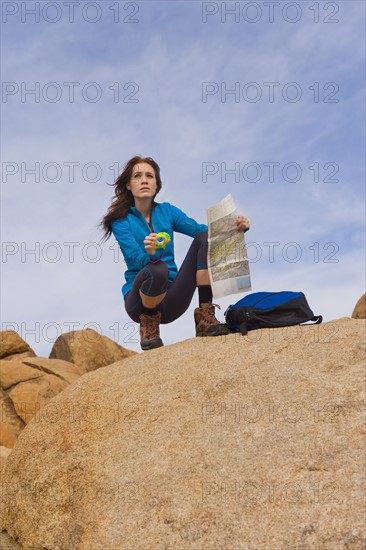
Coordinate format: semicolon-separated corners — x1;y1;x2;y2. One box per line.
1;0;365;355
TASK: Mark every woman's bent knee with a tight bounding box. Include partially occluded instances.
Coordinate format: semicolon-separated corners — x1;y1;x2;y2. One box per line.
146;260;169;281
148;260;169;272
140;261;169;297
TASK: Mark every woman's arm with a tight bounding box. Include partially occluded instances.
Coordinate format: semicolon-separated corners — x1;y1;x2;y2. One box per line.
111;219;162;270
170;204;208;237
170;204;250;236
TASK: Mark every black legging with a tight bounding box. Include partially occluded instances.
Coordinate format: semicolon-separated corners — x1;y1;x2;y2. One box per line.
124;231;209;324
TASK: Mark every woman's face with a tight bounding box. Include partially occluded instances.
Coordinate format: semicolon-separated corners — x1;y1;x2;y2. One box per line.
127;162;157;200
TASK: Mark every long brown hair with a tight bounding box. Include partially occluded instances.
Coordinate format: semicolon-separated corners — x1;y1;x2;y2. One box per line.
98;155;162;243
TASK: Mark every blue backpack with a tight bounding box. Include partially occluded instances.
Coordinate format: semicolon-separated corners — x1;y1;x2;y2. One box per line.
224;291;323;335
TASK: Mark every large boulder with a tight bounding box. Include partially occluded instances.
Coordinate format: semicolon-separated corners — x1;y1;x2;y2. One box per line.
352;293;366;319
0;331;36;361
1;318;365;549
1;360;68;426
0;389;25;448
19;357;83;385
49;329;136;373
0;358;83;448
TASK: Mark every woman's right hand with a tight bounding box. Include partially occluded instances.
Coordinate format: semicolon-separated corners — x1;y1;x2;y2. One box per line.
144;233;158;255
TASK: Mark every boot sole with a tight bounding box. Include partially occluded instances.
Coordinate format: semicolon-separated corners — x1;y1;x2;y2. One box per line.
141;337;164;351
196;324;231;337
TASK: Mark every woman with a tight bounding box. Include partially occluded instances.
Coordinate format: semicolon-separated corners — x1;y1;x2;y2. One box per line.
99;156;250;351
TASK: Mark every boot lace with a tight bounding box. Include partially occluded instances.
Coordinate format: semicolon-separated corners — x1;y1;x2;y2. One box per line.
203;303;221;324
140;312;160;339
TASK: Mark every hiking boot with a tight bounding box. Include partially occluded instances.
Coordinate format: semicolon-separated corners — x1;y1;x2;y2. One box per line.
194;302;231;337
139;310;164;351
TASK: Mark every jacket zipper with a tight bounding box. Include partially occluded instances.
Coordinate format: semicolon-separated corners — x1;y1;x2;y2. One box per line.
135;209;155;233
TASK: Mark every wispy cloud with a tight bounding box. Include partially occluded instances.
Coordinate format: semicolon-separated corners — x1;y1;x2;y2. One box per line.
2;1;364;356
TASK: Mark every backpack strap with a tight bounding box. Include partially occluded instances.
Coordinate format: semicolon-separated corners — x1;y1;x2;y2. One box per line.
239;321;248;335
239;315;322;334
300;315;323;325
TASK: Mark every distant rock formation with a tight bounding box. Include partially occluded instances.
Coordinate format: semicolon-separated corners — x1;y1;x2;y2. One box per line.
0;331;36;362
0;358;81;448
0;330;136;449
1;318;365;549
49;328;136;372
352;293;366;319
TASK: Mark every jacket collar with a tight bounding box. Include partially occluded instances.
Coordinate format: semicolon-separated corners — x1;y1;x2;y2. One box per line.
130;201;158;215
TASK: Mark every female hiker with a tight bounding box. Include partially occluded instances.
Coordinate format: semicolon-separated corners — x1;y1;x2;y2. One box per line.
99;156;250;351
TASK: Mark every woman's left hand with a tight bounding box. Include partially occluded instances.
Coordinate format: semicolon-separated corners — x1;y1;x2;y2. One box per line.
236;214;250;232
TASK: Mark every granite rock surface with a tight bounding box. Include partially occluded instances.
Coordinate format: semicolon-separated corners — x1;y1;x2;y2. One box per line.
1;318;365;549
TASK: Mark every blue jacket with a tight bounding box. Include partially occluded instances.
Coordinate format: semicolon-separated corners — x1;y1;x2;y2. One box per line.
111;202;208;298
